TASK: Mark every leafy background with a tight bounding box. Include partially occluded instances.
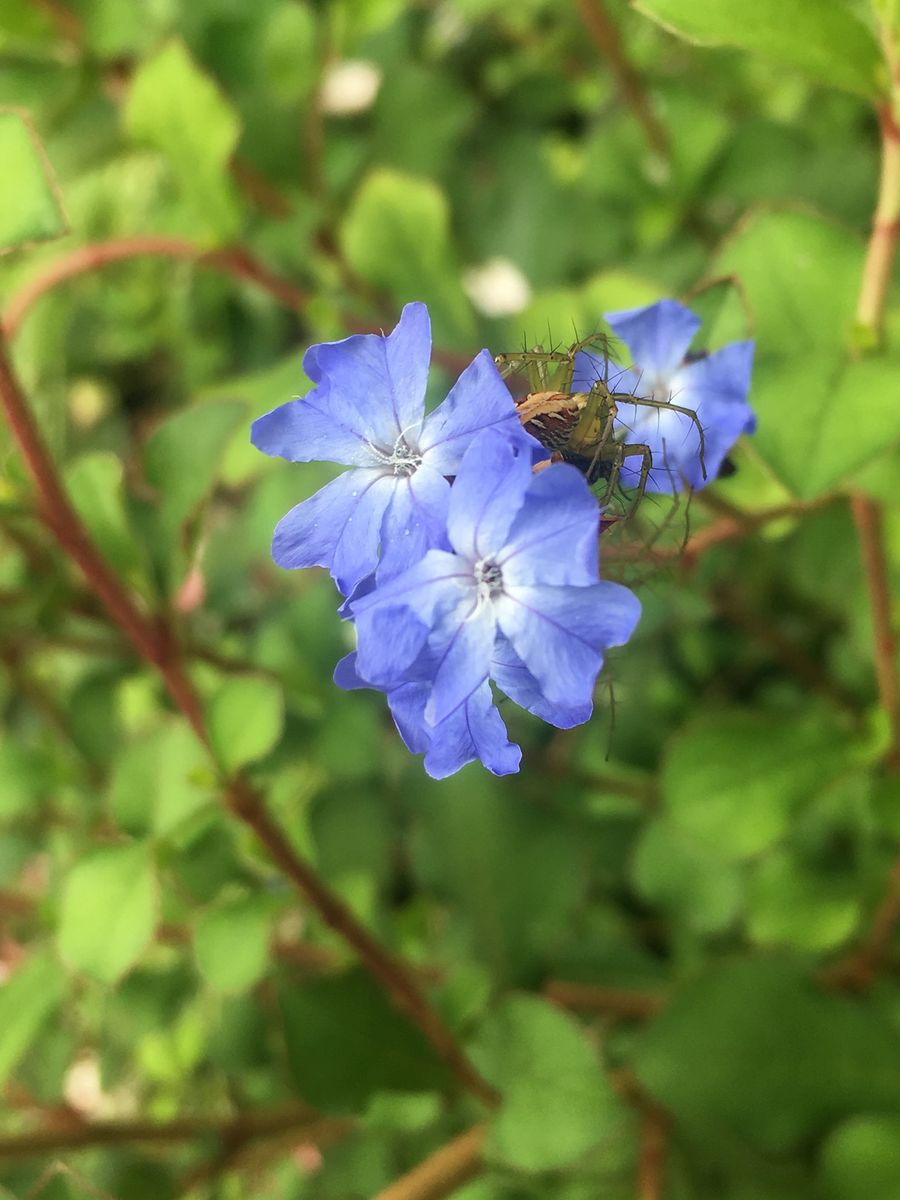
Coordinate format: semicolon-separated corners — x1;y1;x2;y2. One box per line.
2;0;900;1197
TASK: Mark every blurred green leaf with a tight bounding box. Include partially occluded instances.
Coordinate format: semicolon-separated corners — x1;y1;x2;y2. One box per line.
747;849;861;952
0;109;66;252
207;675;284;773
279;968;450;1112
661;712;846;860
144;399;247;534
474;994;634;1173
635;958;900;1153
341;167;475;345
632;818;743;933
57;843;158;982
65;451;143;582
124;39;243;242
194;893;276;992
710;209;900;497
109;722;212;838
633;0;882;97
0;949;65;1087
819;1116;900;1200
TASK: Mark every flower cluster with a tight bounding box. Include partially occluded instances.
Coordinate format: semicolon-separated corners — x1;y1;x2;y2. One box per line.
252;300;754;778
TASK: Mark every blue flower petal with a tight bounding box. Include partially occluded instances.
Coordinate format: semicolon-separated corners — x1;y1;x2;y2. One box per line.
446;430;533;562
424;601;496;726
387;682;433;754
496;580;641;708
250;383;380;467
377;462;451;583
491;635;592;728
272;468;394;594
497;463;600;588
419;350;528;472
605;299;701;379
424;682;521;779
302;302;431;452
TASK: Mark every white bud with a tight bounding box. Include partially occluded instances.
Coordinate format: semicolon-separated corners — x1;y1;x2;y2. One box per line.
319;60;382;116
463;257;532;318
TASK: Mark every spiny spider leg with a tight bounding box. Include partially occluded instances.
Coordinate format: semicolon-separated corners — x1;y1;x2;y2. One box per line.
611;392;708;483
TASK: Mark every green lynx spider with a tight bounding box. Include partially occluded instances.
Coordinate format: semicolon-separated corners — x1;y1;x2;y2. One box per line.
495;333;706;511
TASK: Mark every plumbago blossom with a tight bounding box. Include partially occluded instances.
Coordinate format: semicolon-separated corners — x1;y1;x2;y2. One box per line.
340;431;641;777
251;302;532;594
574;298;755;492
251;298;754;778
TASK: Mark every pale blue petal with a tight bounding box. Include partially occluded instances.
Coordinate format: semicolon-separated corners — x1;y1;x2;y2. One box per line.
424;682;521;779
496;581;641;708
425;601;496;726
272;469;394;594
490;636;593;728
446;430;533;562
605;299;701;379
333;652;370;691
388;682;432;754
377;463;451;582
350;549;473;627
497;463;600;588
301;302;431;451
419;350;527;472
251;382;380;467
353;604;431;689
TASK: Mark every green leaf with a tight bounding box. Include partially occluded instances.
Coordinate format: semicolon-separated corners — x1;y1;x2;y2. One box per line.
473;995;634;1173
632;818;743;934
279;968;451;1112
340;168;475;346
819;1116;900;1200
0;949;65;1087
65;452;143;582
411;775;589;982
124;39;242;242
710;209;900;498
57;843;158;983
633;0;882;98
747;849;861;952
661;711;846;860
207;676;284;774
144;399;247;533
194;893;275;993
0;109;66;252
635;959;900;1153
109;722;212;838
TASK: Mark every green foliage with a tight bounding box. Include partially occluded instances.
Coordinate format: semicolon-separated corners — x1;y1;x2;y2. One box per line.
475;995;634;1173
279;968;451;1112
57;844;158;983
2;1;900;1197
124;39;243;242
0;109;66;251
634;0;883;97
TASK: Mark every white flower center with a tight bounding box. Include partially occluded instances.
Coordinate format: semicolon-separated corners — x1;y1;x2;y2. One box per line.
368;435;423;477
473;558;504;604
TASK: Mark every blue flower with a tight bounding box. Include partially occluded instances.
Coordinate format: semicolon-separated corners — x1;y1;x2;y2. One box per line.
573;298;755;492
251;302;529;594
344;430;641;777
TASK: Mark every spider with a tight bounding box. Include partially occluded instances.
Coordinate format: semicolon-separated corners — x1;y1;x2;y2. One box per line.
494;333;706;513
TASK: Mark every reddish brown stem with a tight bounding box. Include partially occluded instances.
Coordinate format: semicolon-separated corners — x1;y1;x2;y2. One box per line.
374;1125;485;1200
544;979;664;1019
1;237;307;340
0;1106;346;1162
576;0;668;157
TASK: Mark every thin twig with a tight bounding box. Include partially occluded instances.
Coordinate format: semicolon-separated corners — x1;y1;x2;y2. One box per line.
0;333;498;1109
576;0;668;157
637;1104;668;1200
373;1126;485;1200
0;1107;345;1162
544;980;664;1019
1;237;307;341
